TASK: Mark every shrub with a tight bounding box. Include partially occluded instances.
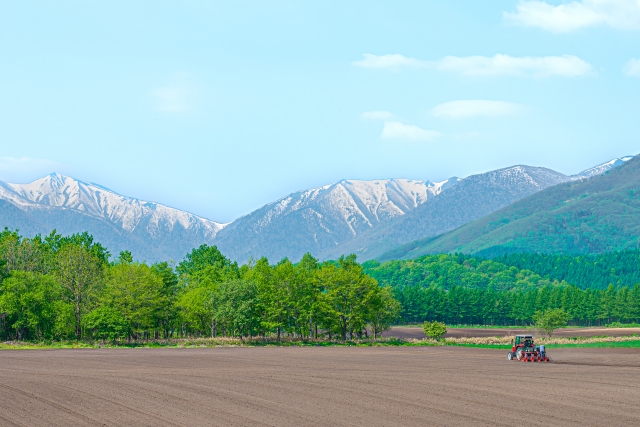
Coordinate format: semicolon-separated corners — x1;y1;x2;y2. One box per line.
533;308;570;338
423;321;447;340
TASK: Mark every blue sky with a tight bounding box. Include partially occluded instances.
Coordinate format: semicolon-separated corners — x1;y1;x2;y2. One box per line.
1;0;639;222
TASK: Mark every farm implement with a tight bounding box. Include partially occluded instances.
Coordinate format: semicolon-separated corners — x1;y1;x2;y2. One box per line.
507;334;550;362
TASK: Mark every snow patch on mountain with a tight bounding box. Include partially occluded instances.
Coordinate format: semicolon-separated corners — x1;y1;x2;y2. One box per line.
572;156;634;180
239;178;457;234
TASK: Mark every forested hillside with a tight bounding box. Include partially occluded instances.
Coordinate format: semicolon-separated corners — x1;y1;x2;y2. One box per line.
365;252;640;291
495;251;640;290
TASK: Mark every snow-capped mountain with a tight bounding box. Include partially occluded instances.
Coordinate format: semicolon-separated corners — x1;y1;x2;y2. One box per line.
322;165;570;262
5;173;225;236
212;178;459;263
0;173;225;262
571;156;634;180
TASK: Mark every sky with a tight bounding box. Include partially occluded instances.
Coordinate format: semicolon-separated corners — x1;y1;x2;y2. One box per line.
1;0;639;222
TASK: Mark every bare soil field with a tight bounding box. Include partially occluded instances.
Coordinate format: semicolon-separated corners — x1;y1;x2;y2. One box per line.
0;347;639;426
385;326;640;339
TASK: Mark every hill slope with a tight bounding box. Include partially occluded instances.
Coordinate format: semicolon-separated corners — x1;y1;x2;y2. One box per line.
385;155;640;259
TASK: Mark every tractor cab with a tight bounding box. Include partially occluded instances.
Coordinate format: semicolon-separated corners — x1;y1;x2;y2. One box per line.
512;335;534;352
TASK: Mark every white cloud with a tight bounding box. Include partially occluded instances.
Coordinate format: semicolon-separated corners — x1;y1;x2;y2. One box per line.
623;58;640;76
352;53;593;77
360;111;396;120
380;122;441;141
504;0;640;33
436;54;593;77
432;100;527;119
0;157;64;183
352;53;428;69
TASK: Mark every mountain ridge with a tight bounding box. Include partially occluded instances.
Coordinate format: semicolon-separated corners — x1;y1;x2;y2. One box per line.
212;177;459;263
0;173;226;261
380;155;640;260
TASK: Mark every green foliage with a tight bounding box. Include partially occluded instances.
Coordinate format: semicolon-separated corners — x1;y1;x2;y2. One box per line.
494;251;640;290
364;252;640;327
152;261;179;338
215;279;259;338
175;246;239;337
82;307;130;342
367;286;400;339
391;281;640;327
363;254;566;292
422;321;447;340
53;243;105;338
176;244;239;284
0;271;73;340
317;255;381;341
117;250;133;264
533;308;570;337
100;262;165;338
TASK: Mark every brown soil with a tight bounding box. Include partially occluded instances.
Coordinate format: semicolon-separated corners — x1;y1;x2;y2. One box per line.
1;347;639;426
385;326;640;339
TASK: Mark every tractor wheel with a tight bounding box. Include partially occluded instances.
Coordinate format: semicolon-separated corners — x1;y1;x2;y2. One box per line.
507;352;513;361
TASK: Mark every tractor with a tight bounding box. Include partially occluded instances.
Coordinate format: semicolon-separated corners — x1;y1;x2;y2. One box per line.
507;334;549;362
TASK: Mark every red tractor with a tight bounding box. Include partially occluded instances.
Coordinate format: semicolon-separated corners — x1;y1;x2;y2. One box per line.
507;334;549;362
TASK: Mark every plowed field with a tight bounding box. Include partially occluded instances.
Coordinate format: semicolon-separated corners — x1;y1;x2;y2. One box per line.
1;347;639;426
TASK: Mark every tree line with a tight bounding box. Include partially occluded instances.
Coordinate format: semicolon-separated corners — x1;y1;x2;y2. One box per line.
0;230;399;342
365;253;640;326
394;283;640;326
2;230;639;341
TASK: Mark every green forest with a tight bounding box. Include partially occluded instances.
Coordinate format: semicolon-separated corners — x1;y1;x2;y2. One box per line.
0;230;398;342
364;254;640;326
2;230;640;343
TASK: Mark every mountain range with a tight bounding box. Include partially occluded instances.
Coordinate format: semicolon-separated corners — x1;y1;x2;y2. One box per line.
382;154;640;260
0;156;633;263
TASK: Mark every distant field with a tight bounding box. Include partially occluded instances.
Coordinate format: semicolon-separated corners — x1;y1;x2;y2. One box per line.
0;347;639;426
385;326;640;339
